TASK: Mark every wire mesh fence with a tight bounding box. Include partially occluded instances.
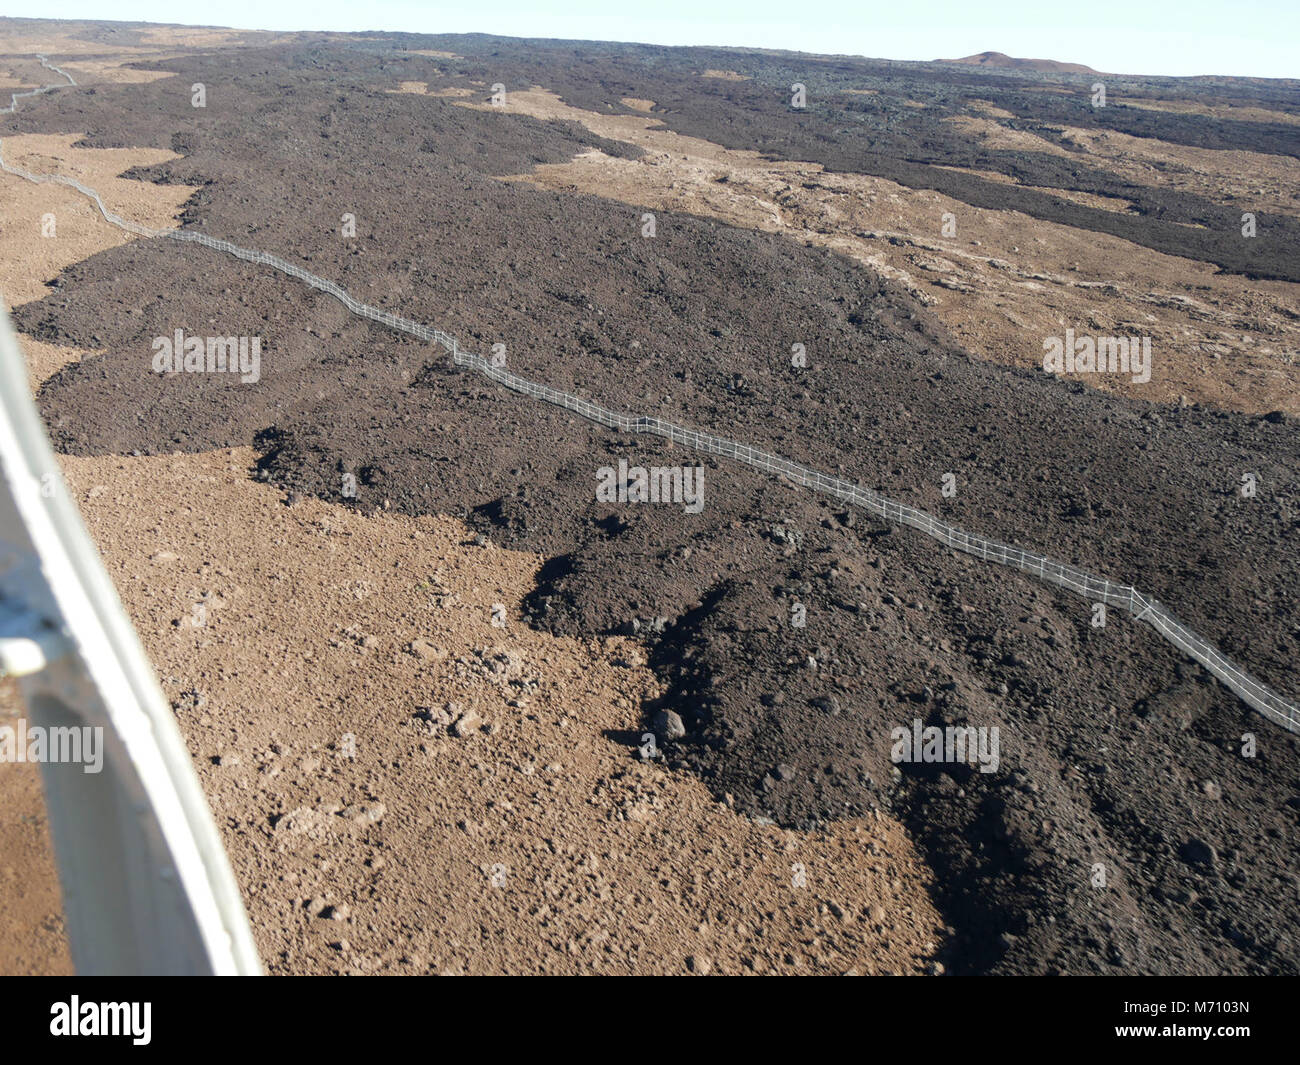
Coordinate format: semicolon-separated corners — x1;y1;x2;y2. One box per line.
447;342;1300;735
4;58;1296;736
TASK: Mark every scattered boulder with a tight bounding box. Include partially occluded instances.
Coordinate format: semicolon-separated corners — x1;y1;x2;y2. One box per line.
652;709;686;741
1180;838;1217;867
452;709;483;737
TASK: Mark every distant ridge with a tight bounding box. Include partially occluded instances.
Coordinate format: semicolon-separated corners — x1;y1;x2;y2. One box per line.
944;50;1098;74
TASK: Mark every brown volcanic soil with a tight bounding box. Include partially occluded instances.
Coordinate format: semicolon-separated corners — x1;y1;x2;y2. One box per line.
54;448;940;976
5;26;1300;974
946;53;1098;75
386;34;1300;282
0;28;941;977
479;87;1300;415
0;110;198;975
0;681;73;975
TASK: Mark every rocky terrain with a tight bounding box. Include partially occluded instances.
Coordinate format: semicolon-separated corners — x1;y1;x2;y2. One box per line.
2;18;1298;975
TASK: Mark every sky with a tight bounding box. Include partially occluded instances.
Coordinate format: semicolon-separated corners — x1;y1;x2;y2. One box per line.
14;1;1300;79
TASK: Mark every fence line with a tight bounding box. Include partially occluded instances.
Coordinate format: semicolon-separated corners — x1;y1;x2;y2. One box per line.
4;58;1296;735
